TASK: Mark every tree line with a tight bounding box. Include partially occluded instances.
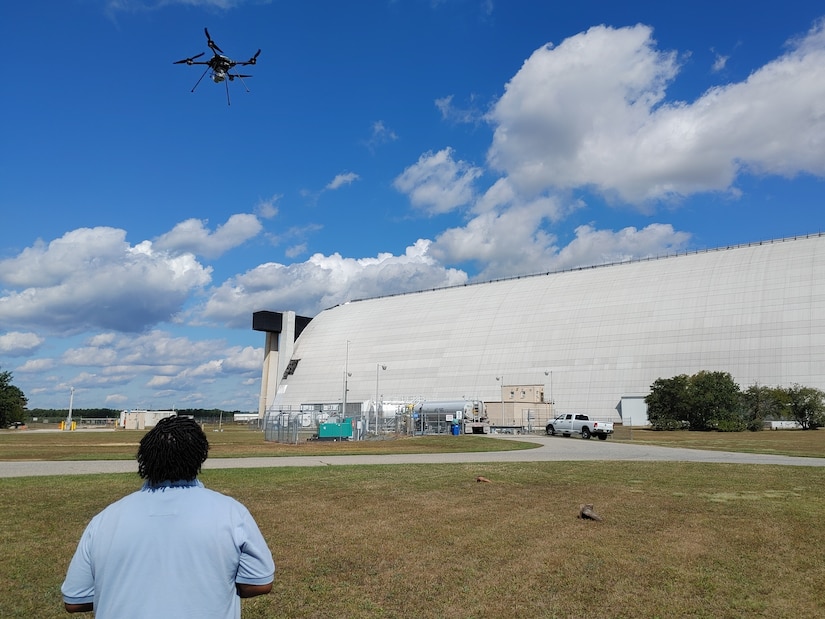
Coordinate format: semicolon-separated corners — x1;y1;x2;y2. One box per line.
645;371;825;431
24;408;254;423
0;370;27;428
1;366;253;428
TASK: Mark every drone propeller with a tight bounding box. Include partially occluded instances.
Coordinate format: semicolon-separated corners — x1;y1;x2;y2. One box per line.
247;49;261;65
204;27;223;53
173;52;205;65
228;74;253;80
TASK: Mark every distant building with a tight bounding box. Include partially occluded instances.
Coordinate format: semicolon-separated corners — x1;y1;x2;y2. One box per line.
764;420;803;430
233;413;260;423
119;410;176;430
254;234;825;426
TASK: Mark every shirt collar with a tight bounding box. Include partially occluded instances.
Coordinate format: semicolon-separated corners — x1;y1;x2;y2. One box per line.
142;479;204;491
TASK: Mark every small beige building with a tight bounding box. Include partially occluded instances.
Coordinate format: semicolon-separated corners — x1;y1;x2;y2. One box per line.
486;384;554;431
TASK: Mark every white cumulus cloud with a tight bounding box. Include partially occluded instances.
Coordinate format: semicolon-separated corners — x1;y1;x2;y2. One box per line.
0;332;44;356
200;241;468;323
15;358;55;373
394;147;483;214
487;21;825;204
153;213;262;259
0;227;212;333
327;172;360;190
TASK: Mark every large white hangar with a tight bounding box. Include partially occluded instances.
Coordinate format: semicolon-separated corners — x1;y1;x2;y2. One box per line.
254;234;825;426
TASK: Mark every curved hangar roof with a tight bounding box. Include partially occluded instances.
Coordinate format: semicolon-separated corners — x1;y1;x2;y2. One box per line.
265;234;825;422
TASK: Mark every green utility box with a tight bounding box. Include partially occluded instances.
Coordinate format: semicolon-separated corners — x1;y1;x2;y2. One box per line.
317;420;353;441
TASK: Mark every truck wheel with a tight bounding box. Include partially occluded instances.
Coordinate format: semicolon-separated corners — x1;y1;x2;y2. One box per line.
546;425;556;436
581;427;591;439
597;434;607;440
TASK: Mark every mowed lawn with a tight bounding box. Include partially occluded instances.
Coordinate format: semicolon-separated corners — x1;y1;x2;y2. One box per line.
1;422;824;460
0;425;536;461
1;427;824;618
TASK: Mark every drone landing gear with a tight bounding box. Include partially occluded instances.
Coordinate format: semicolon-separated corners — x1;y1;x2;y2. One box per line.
189;68;235;105
190;67;211;94
221;75;252;106
188;70;252;106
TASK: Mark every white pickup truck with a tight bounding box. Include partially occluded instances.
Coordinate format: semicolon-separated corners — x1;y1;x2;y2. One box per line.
545;413;614;440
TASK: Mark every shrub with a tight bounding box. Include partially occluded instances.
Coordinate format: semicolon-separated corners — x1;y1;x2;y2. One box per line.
650;418;689;431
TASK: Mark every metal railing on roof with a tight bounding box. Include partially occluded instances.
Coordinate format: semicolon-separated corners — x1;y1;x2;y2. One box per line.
332;232;824;309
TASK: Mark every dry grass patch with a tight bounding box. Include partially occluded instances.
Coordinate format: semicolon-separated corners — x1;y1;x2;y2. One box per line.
4;424;824;462
5;462;822;618
0;427;536;461
613;426;825;458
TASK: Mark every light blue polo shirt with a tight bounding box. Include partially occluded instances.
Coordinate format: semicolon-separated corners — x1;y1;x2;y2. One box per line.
62;480;275;619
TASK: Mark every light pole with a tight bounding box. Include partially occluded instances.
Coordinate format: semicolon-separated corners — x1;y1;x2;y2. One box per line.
342;340;350;420
545;369;554;425
496;376;505;426
544;370;554;404
340;340;351;440
65;386;74;431
374;363;387;435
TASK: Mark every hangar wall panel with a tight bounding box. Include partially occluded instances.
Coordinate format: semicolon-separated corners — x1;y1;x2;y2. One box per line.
261;235;825;423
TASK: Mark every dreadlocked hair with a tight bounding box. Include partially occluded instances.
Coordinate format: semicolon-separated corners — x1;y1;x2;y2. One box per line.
137;415;209;485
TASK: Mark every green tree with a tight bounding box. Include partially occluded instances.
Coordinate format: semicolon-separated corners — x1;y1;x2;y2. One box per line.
687;371;742;431
645;374;691;430
741;384;786;431
0;369;28;428
785;384;825;430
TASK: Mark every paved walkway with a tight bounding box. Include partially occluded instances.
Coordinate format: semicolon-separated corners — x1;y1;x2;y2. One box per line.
2;435;823;478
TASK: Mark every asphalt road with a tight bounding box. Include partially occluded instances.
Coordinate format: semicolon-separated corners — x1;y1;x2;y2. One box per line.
2;435;823;478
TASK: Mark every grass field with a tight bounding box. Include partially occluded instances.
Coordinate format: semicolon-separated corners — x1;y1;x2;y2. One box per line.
1;427;824;618
612;425;825;459
1;422;823;460
0;427;536;461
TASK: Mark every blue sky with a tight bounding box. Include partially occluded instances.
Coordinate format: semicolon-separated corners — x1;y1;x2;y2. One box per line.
1;0;823;412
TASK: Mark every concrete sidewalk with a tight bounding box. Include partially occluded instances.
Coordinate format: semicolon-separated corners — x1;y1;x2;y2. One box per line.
2;435;824;478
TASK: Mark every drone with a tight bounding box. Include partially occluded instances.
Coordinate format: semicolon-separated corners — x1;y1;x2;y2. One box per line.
174;28;261;105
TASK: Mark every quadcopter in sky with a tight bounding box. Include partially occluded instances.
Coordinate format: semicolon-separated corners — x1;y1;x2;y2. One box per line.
174;28;261;105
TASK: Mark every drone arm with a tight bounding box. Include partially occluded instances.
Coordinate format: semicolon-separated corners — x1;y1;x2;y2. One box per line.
238;49;261;66
173;52;205;65
204;27;224;54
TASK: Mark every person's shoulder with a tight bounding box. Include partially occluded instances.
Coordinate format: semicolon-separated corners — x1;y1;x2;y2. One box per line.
86;487;145;523
103;487;146;509
198;485;253;511
199;485;242;503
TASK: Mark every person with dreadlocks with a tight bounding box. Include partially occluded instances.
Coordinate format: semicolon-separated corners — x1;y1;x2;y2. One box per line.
61;415;275;617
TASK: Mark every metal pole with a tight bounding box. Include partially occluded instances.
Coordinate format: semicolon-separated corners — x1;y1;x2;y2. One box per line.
342;341;349;418
374;363;378;435
375;363;386;435
342;340;350;440
65;387;74;431
496;376;505;427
